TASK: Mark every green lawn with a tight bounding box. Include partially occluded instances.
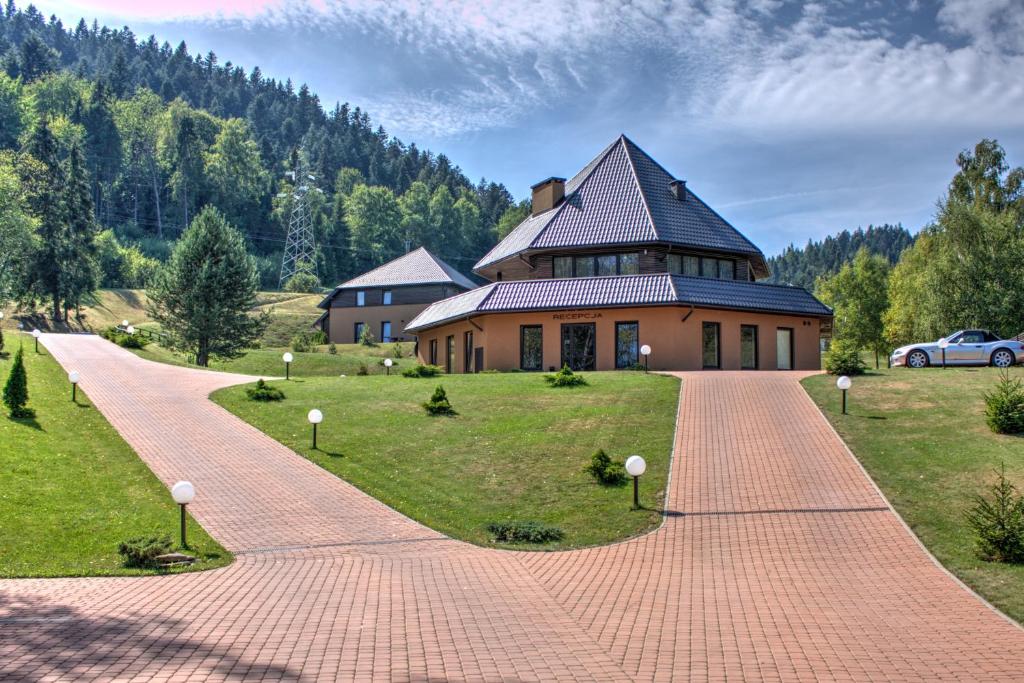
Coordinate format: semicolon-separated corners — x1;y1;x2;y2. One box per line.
133;341;416;377
0;339;231;577
803;366;1024;623
213;372;680;549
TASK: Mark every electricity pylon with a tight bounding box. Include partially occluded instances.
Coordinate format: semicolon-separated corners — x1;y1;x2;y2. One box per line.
278;163;320;289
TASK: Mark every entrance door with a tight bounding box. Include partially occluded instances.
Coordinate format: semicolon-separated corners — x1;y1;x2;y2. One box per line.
561;323;597;370
702;322;720;369
776;328;793;370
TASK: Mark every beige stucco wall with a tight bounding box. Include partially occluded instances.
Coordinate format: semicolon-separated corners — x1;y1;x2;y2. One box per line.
326;303;429;343
414;306;825;372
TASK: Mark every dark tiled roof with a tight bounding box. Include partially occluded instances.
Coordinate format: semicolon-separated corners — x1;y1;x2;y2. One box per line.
405;274;830;332
474;135;768;275
318;247;476;308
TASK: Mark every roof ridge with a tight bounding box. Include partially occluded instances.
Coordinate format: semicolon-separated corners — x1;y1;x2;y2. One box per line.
620;137;659;243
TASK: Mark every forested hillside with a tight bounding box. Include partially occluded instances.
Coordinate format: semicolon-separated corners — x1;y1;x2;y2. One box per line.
0;2;515;288
767;224;914;290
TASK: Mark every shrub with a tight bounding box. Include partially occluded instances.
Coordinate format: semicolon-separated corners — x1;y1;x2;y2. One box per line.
487;521;564;544
392;341;404;358
984;369;1024;435
3;346;32;418
357;363;369;376
328;343;337;355
966;465;1024;564
544;364;588;387
284;271;320;293
246;379;285;401
99;327;148;349
423;385;456;415
824;339;866;375
584;449;628;486
290;330;316;352
118;536;174;568
311;330;327;345
403;364;443;378
359;326;377;347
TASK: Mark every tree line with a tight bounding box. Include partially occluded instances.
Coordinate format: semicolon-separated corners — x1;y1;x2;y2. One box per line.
0;1;519;290
817;139;1024;366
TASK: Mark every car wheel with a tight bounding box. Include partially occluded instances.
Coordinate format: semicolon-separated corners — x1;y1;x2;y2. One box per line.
991;348;1015;368
907;350;929;368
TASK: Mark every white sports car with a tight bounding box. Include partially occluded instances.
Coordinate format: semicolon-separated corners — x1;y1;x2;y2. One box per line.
891;330;1024;368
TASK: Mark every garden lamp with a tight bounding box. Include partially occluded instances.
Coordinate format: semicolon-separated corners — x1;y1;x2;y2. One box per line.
640;344;652;372
837;375;852;414
126;325;135;335
384;358;393;375
171;480;196;549
938;337;949;368
308;408;323;449
68;370;80;402
625;455;647;510
283;352;294;380
31;328;41;353
121;319;129;328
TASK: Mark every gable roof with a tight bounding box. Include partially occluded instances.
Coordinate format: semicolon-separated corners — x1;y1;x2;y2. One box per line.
474;135;768;277
405;273;830;333
317;247;476;309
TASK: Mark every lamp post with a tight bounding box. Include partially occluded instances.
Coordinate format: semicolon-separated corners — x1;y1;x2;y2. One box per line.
625;455;647;510
283;352;293;380
68;370;80;402
384;358;393;376
837;375;852;414
31;328;41;353
938;337;949;369
308;408;323;449
121;319;129;329
171;481;195;549
640;344;651;373
126;325;135;336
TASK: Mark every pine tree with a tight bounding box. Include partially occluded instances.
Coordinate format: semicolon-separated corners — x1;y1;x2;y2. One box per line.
62;144;99;319
3;345;31;417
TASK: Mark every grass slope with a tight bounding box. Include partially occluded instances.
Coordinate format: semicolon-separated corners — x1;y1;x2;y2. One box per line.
0;337;231;577
803;366;1024;623
213;372;680;549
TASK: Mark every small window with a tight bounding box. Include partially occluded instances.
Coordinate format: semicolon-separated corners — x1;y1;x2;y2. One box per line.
429;339;438;365
520;325;543;371
615;322;639;369
381;321;392;343
667;254;682;275
740;325;758;370
446;335;455;374
354;322;365;343
702;322;720;369
356;290;366;307
464;331;474;373
596;254;617;276
383;290;392;305
619;253;639;275
700;257;717;278
553;256;573;278
717;259;734;280
683;255;700;276
575;256;595;277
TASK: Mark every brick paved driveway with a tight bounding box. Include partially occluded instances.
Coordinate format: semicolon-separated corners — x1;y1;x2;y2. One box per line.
2;334;1022;681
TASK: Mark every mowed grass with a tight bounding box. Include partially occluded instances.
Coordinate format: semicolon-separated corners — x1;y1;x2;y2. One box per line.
803;366;1024;623
0;338;231;577
134;341;416;377
213;372;680;549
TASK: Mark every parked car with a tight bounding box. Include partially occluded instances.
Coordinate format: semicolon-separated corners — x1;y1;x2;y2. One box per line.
891;330;1024;368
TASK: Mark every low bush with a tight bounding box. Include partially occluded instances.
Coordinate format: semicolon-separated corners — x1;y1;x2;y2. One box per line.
290;329;324;353
584;449;628;486
423;385;456;415
245;379;285;401
100;326;148;349
359;326;377;347
328;343;337;355
392;341;404;359
966;465;1024;564
486;521;564;544
984;369;1024;435
357;363;369;376
402;364;442;378
824;339;866;376
544;364;588;387
283;271;320;293
118;535;173;568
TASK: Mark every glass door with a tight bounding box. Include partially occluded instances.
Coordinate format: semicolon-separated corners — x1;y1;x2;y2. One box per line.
561;323;597;370
702;322;720;369
776;328;793;370
740;325;758;369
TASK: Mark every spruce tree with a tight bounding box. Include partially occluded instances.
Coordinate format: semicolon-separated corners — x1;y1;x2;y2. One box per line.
21;120;69;321
61;144;99;319
3;345;31;417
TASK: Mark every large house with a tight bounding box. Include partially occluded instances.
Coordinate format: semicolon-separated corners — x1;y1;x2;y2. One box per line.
315;247;477;344
405;135;832;372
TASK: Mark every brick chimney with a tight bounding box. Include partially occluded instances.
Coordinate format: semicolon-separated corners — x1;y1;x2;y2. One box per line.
530;177;566;215
669;179;686;201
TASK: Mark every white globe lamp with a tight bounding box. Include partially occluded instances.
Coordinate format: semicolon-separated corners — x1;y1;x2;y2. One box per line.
171;480;196;549
283;352;294;380
836;375;852;413
625;455;647;509
308;408;324;449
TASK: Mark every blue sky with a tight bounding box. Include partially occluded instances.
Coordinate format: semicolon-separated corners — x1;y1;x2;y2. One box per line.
34;0;1024;255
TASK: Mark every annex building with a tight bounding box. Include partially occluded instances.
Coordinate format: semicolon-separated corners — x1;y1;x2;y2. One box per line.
315;247;477;344
405;135;833;372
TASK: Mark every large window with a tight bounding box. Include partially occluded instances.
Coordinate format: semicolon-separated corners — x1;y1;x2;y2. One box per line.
464;331;474;373
520;325;543;371
596;254;617;276
561;323;597;371
429;339;438;365
615;322;640;369
383;290;392;305
776;328;793;370
381;321;392;343
574;255;595;277
718;259;735;280
740;325;758;370
702;322;720;369
619;253;639;275
356;290;366;306
446;335;455;374
667;253;682;274
667;254;733;279
553;256;573;278
354;322;366;343
684;255;700;276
